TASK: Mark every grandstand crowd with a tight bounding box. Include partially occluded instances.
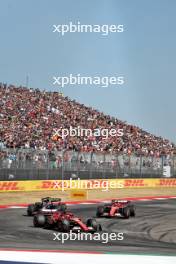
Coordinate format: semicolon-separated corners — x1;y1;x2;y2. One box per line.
0;83;175;157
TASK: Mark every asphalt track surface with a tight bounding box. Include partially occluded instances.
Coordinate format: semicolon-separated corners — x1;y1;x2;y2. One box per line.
0;199;176;255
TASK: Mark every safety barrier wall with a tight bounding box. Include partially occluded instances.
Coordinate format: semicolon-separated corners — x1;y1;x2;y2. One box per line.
0;178;176;192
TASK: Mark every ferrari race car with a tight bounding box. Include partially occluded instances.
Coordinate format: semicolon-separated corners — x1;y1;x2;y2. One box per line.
27;197;67;216
96;200;136;219
33;210;101;233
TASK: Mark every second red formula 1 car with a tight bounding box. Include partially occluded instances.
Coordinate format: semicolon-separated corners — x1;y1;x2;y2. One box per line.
96;200;136;219
33;210;101;233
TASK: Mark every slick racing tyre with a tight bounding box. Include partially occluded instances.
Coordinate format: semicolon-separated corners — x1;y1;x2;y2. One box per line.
96;206;104;217
122;207;130;219
34;202;43;210
58;219;70;232
27;204;35;216
87;218;98;232
130;205;136;217
33;214;46;227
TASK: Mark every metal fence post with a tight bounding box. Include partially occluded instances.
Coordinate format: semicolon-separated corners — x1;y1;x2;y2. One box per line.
89;151;93;179
139;154;142;178
173;155;175;177
77;151;79;179
115;154;117;178
46;150;49;180
129;154;131;177
161;155;164;176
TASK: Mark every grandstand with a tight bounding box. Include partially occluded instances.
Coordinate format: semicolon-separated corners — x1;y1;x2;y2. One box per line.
0;83;175;156
0;83;176;180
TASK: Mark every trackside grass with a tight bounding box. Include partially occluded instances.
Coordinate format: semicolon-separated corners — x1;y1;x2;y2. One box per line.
0;188;175;205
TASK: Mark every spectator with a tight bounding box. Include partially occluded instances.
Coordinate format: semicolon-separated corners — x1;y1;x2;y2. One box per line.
0;83;175;157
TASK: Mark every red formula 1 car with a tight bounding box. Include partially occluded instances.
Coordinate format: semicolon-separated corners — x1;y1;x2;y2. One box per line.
33;210;101;233
96;200;136;219
27;197;67;216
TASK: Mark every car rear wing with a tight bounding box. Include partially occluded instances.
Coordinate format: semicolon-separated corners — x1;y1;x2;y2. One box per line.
112;199;130;203
50;198;62;202
41;197;61;203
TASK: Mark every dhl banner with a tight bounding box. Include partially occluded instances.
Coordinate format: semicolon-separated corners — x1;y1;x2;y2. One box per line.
0;178;176;192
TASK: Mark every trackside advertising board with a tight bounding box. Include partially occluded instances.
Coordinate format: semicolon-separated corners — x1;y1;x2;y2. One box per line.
0;178;176;192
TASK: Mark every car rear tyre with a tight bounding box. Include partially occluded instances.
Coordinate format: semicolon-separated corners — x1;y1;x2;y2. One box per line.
130;206;136;217
58;219;70;232
96;206;104;217
35;202;42;210
33;214;45;227
123;207;130;219
87;218;98;232
27;204;35;216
